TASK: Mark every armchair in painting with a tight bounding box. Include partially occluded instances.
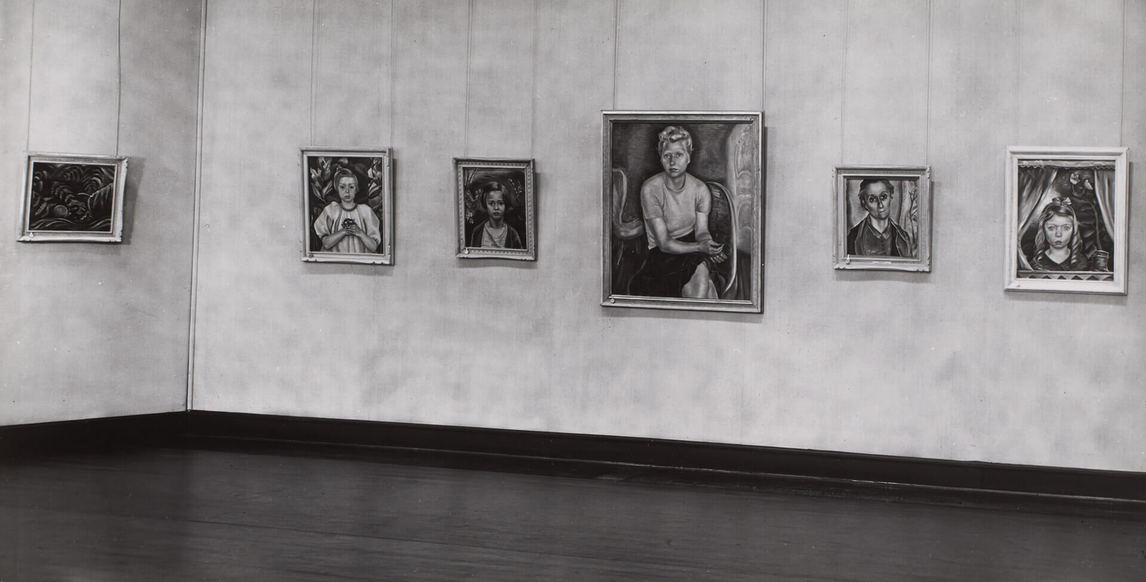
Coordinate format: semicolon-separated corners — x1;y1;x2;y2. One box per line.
610;168;743;299
610;167;647;295
704;181;739;298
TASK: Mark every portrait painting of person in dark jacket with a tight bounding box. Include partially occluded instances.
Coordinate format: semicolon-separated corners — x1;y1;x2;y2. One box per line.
834;167;931;272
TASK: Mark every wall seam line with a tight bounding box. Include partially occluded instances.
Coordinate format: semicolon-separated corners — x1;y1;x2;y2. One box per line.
377;0;396;332
746;0;767;444
24;0;36;153
186;0;210;411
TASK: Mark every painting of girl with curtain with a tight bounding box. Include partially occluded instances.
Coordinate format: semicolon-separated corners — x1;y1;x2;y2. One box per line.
1005;147;1128;294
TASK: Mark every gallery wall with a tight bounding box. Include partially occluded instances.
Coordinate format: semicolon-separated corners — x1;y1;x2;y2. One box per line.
190;0;1146;472
4;0;1126;472
0;0;202;424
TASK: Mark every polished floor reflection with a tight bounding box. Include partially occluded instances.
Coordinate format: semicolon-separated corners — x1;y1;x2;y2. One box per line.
1;446;1143;581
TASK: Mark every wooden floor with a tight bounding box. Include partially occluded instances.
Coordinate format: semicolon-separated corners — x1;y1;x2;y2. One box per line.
1;444;1143;581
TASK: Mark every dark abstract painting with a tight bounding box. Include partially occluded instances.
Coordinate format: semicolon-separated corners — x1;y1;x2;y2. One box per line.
20;155;127;242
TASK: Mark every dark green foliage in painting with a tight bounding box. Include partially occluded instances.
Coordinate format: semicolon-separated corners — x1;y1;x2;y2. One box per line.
28;163;116;233
461;168;526;246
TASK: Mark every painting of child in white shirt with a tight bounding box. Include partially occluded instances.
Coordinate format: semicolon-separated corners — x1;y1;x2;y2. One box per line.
313;168;381;254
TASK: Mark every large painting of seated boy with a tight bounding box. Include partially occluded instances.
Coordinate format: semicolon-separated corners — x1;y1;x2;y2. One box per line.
603;112;762;313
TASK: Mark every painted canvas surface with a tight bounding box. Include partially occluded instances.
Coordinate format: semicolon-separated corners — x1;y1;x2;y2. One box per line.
455;159;536;261
603;112;762;313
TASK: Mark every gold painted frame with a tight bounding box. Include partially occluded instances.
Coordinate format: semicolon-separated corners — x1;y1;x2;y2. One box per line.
454;158;537;261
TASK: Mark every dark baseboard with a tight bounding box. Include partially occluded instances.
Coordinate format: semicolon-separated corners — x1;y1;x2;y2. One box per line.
180;411;1146;504
4;410;1144;506
0;412;187;458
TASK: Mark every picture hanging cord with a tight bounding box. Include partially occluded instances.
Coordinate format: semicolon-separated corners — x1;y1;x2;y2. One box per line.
1120;0;1127;146
761;0;767;116
529;0;538;156
24;0;37;153
1015;1;1022;141
22;0;127;155
836;0;933;166
309;0;318;146
611;0;619;110
923;0;932;166
839;0;849;165
115;0;123;156
387;0;395;146
463;0;473;157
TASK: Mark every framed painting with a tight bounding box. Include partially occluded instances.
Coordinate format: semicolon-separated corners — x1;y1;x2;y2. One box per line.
301;148;394;265
1003;143;1127;293
455;158;536;261
19;153;127;243
834;166;931;271
603;111;763;313
1005;146;1128;294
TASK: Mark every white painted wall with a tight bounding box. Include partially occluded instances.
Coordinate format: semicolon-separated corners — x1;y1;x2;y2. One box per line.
0;0;201;424
191;0;1146;472
4;0;1142;472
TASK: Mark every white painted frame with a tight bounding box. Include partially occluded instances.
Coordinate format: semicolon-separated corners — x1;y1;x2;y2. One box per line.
300;148;394;265
834;166;932;272
19;153;128;243
1005;146;1129;295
